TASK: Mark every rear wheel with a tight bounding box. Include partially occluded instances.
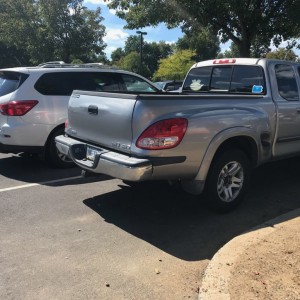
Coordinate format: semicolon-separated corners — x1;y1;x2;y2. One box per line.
46;127;75;168
204;149;251;212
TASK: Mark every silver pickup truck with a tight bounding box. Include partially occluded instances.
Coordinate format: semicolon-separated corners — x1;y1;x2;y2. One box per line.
56;58;300;211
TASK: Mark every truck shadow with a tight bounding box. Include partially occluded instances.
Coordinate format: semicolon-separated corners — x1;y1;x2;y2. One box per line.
0;154;113;187
0;154;80;182
83;157;300;261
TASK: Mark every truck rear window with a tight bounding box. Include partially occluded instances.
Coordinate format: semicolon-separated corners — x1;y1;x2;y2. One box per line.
183;65;265;95
0;71;29;96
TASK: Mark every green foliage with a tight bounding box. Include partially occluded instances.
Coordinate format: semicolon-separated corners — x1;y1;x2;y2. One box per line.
111;35;172;78
118;51;140;73
176;27;220;61
70;58;84;65
153;50;196;81
108;0;300;57
124;35;141;54
117;51;151;78
0;0;106;66
0;42;29;67
37;1;106;63
0;0;37;66
143;41;172;75
266;48;298;61
111;48;125;64
218;43;240;58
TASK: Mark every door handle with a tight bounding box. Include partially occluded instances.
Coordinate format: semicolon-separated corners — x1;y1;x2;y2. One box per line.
88;105;98;115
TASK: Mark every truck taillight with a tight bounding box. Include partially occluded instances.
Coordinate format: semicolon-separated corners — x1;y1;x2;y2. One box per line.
136;118;188;150
0;100;38;116
65;119;69;129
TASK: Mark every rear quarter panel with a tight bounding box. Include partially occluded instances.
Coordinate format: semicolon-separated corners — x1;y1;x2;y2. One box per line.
130;94;276;179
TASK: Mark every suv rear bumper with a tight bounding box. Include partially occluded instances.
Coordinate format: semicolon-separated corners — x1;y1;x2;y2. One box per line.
55;135;153;181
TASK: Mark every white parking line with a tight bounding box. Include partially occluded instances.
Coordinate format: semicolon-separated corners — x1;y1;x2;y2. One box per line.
0;176;83;192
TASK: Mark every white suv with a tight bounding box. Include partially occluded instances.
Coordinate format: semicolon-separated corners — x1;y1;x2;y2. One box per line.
0;63;159;167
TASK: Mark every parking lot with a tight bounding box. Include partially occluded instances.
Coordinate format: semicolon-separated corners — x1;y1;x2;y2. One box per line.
1;153;299;300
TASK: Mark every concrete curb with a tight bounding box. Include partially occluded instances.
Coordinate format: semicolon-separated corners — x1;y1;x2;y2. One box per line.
199;208;300;300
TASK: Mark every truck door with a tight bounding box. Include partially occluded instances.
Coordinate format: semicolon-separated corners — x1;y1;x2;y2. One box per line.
270;62;300;157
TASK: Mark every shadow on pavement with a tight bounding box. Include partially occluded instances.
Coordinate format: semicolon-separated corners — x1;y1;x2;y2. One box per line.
0;154;111;186
83;157;300;262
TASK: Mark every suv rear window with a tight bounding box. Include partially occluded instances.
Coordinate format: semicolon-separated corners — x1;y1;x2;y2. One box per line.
0;71;29;96
183;65;265;95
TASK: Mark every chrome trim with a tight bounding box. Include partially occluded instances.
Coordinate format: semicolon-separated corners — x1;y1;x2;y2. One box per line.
55;135;153;181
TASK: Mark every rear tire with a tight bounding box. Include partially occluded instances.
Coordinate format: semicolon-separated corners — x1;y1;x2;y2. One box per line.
204;148;251;212
46;127;75;168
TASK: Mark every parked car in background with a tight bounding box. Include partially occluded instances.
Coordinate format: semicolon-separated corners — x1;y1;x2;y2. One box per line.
154;80;183;91
0;62;160;168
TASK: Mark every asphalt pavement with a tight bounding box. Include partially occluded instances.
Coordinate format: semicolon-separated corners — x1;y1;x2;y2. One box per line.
1;153;300;299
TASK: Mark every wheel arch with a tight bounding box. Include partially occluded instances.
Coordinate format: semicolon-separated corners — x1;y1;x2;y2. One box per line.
196;127;260;182
44;123;65;149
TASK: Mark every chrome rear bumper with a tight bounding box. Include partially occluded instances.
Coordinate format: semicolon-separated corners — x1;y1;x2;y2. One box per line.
55;135;153;181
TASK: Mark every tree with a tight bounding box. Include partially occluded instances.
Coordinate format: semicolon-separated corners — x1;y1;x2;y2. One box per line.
0;0;106;66
38;0;107;63
266;48;298;61
107;0;300;58
111;35;172;77
124;35;141;54
176;27;220;61
123;36;172;74
143;41;172;75
118;51;151;77
218;43;240;58
0;42;29;67
153;50;196;81
0;0;38;66
111;48;125;64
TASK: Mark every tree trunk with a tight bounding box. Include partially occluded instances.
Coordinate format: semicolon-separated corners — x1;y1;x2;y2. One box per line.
237;38;251;58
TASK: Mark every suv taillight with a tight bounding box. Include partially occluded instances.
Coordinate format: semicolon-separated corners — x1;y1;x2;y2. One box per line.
0;100;38;116
136;118;188;150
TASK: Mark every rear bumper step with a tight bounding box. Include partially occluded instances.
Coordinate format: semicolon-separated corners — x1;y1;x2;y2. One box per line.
55;135;153;181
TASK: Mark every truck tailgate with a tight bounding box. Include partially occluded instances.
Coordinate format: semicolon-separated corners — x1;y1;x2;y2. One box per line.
67;91;137;153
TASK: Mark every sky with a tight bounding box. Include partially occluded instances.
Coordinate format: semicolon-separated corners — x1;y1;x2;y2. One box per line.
83;0;299;59
83;0;190;59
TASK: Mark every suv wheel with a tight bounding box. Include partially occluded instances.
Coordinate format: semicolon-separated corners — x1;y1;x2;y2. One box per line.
46;127;75;168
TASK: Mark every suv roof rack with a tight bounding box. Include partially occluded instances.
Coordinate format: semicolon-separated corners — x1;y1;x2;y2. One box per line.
38;61;67;67
37;61;120;70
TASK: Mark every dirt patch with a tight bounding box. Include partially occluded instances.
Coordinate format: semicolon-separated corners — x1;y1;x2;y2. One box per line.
229;218;300;300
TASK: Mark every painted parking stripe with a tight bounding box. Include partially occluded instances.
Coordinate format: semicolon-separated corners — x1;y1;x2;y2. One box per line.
0;176;82;192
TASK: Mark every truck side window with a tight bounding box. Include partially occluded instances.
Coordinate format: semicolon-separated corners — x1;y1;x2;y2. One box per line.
275;64;299;101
